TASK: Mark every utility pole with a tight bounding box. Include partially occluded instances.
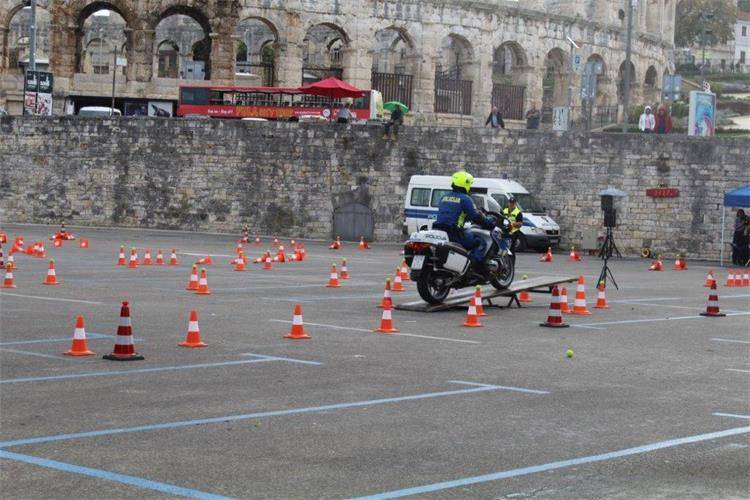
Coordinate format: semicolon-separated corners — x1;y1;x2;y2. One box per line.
111;45;117;117
29;0;37;72
622;0;634;133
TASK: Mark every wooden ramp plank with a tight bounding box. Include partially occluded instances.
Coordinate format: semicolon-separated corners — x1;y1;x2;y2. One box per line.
395;275;577;312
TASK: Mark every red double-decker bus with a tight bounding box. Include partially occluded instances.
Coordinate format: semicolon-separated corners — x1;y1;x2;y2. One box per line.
177;85;383;121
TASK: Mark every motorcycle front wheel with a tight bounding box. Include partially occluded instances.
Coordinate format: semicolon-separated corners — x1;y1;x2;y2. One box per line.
417;268;452;304
490;254;515;290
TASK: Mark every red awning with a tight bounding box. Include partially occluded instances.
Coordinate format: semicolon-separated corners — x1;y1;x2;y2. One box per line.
299;77;365;98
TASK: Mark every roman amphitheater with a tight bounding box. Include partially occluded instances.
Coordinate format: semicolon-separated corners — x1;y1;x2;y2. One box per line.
0;0;676;124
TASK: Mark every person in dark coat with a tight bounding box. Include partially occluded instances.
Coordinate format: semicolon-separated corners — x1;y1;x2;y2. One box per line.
485;106;505;129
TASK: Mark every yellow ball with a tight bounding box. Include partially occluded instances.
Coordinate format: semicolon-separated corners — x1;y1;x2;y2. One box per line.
566;349;574;358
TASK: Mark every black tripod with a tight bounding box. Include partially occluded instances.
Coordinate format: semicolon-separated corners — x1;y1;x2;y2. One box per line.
597;226;621;290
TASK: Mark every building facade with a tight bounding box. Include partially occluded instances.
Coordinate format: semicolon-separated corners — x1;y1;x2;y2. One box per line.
736;11;750;71
0;0;677;124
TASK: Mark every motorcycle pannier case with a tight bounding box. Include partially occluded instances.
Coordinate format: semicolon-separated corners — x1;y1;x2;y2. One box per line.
435;243;470;274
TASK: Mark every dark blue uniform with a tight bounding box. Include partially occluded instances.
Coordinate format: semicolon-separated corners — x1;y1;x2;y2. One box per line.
434;188;492;263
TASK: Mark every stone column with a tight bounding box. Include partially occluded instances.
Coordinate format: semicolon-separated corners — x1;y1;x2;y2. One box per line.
0;27;7;70
411;55;436;123
275;39;303;87
515;65;538;112
472;51;493;122
49;19;78;78
340;44;373;90
208;31;235;84
126;27;154;82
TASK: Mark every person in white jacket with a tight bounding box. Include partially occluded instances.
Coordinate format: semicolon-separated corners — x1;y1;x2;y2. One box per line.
638;105;655;133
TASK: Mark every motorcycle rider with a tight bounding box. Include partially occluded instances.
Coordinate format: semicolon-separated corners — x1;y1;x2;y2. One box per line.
433;170;497;276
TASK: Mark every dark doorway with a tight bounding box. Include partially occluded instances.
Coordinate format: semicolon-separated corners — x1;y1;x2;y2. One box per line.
333;203;374;241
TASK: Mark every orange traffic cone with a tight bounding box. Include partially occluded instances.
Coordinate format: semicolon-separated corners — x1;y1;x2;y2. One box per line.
254;237;262;246
375;308;398;334
540;286;569;328
742;270;750;288
127;248;139;268
179;310;207;347
32;241;44;258
234;252;246;272
25;242;37;256
673;255;687;271
64;316;95;356
594;282;609;309
560;287;571;314
326;264;341;288
272;238;280;248
700;283;726;317
6;254;15;271
285;304;311;339
568;246;581;262
340;258;349;279
53;239;63;248
103;301;144;361
235;242;244;255
186;265;199;290
462;301;483;327
399;261;409;281
43;260;59;285
79;239;89;249
117;245;126;266
358;236;370;250
726;270;737;287
704;270;716;288
518;274;532;303
540;247;553;262
298;247;307;262
195;256;212;266
2;263;16;288
263;252;273;270
570;276;591;315
142;249;153;266
276;246;286;263
392;268;405;292
195;268;211;295
169;249;178;266
155;249;164;265
329;236;342;250
473;286;487;317
649;256;664;271
379;279;394;309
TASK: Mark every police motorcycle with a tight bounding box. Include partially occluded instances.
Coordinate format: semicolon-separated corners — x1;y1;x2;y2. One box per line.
403;212;515;305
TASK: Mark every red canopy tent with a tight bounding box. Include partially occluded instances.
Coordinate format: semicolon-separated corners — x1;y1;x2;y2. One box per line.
299;77;365;98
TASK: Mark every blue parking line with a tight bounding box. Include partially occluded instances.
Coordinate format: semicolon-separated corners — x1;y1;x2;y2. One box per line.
0;381;542;449
0;450;231;499
0;359;274;385
352;425;750;499
0;333;111;346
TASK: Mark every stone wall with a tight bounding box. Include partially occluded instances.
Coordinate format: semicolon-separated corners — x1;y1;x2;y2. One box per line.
1;116;747;260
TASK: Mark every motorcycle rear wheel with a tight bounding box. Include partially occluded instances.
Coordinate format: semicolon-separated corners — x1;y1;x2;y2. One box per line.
417;268;452;304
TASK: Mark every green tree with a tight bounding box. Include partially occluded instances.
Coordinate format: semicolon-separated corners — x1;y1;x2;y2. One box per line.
675;0;738;47
739;0;750;13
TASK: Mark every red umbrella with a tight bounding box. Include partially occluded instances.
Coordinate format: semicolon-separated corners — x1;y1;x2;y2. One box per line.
299;77;365;99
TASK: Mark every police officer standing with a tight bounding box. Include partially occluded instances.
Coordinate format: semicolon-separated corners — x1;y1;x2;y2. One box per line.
502;197;523;259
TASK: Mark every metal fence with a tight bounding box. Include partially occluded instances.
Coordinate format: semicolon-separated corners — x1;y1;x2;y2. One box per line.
236;62;274;87
491;84;525;120
434;74;472;115
371;72;413;109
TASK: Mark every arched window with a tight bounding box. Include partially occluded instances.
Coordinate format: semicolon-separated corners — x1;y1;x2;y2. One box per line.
157;41;179;78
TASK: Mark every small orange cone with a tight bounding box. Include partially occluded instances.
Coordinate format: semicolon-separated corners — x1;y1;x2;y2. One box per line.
2;263;16;288
64;316;95;356
462;301;483;328
103;301;144;361
326;264;341;288
195;268;211;295
568;246;581;262
195;256;213;266
155;249;164;265
234;252;246;272
6;254;15;271
399;261;409;281
272;238;280;248
673;255;687;271
700;282;726;317
235;242;244;255
179;310;208;347
53;239;63;248
649;256;664;271
540;247;553;262
79;239;89;249
473;286;487;317
329;236;342;250
142;249;153;266
254;237;262;246
379;279;394;309
358;236;370;250
742;270;750;288
186;265;199;290
593;282;609;309
285;304;311;339
560;287;571;314
726;270;737;287
704;270;716;288
540;286;569;328
518;274;532;303
392;268;405;292
263;252;273;270
276;246;286;263
117;245;126;266
375;308;398;334
127;248;139;268
25;242;37;256
340;258;349;279
43;260;59;285
34;241;46;258
570;276;591;315
169;249;178;266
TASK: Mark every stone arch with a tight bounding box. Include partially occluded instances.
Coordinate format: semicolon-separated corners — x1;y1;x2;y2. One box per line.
617;60;636;104
434;33;475;115
156;39;179;78
235;16;278;85
491;41;530;119
586;53;609;103
302;22;349;83
153;6;211;80
74;3;132;74
542;47;568;111
643;65;659;103
371;25;417;107
2;3;51;72
78;8;128;74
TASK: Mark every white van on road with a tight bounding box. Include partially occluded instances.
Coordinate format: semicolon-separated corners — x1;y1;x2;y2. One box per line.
404;175;561;251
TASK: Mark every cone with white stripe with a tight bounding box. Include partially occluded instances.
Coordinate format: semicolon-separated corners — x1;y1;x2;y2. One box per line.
704;270;716;288
142;249;153;265
43;259;59;285
326;264;341;288
375;307;398;334
726;270;737;287
2;263;16;288
103;301;144;360
570;276;591;315
392;268;405;292
340;258;349;279
518;274;532;303
195;268;211;295
285;304;310;339
379;279;393;309
540;247;553;262
155;249;165;265
179;310;207;347
540;286;569;328
6;254;15;271
168;249;178;266
400;261;409;281
462;301;483;327
700;282;726;317
117;245;126;266
560;287;571;314
473;286;487;317
127;248;139;268
594;281;609;309
64;315;95;356
263;251;273;270
186;264;199;290
742;270;750;288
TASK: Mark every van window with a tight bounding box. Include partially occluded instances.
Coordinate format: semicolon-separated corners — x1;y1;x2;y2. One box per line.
491;194;509;210
410;188;430;207
431;189;452;207
470;195;485;209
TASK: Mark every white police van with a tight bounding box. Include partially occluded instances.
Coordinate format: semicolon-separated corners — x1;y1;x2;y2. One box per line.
404;175;561;251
